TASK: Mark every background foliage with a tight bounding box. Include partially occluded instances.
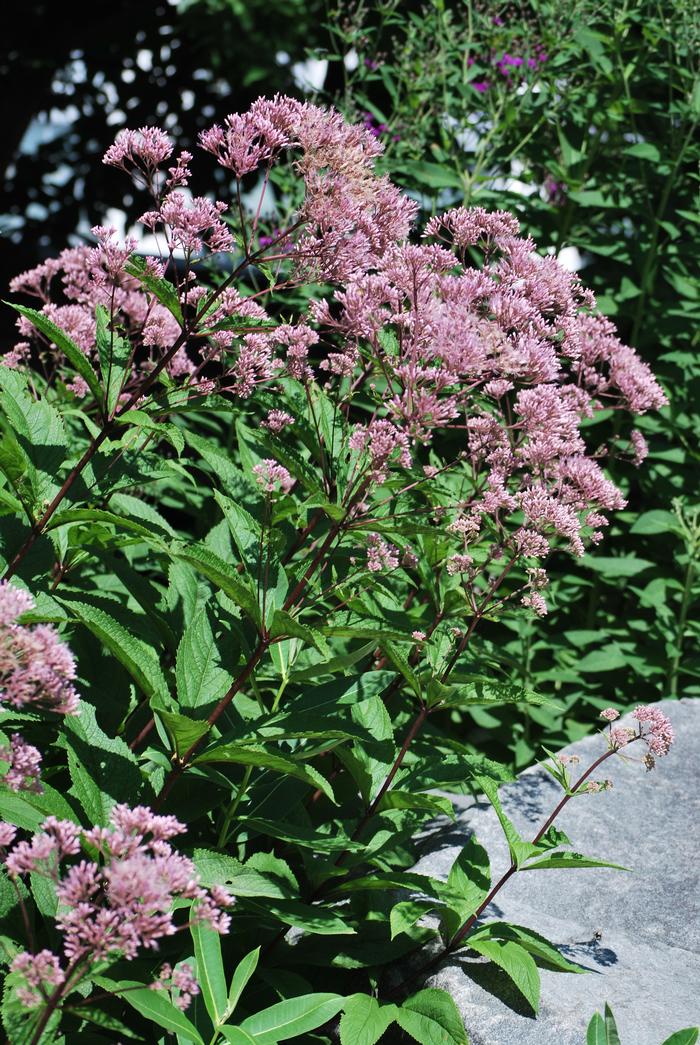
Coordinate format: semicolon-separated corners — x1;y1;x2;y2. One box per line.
318;0;700;763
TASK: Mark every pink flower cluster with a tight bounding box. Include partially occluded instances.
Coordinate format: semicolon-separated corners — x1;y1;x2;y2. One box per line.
253;459;294;495
3;805;231;1009
4;98;667;591
603;704;675;768
0;582;79;715
0;733;42;793
366;533;400;573
150;962;200;1011
313;206;665;575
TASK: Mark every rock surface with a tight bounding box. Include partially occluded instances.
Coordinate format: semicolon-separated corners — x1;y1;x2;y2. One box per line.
414;699;700;1044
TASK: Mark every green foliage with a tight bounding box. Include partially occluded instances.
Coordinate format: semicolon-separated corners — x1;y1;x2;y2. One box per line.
323;0;700;764
0;3;693;1040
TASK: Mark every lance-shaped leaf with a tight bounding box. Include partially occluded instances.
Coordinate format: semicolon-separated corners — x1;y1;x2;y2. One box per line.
58;597;170;704
238;993;346;1043
339;994;399;1045
468;922;588;974
466;936;541;1012
521;851;631;872
193;743;336;803
95;303;132;415
478;777;543;867
6;301;103;406
191;915;227;1026
170;541;260;622
440;835;491;939
95;978;204;1043
124;255;183;323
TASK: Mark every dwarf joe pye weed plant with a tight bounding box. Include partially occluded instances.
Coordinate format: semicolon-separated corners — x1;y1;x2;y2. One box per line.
0;96;675;1042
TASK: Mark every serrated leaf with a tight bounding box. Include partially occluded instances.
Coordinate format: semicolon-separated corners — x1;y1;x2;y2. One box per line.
390;900;436;940
479;777;542;867
441;835;491;939
467;937;541;1012
176;607;233;708
6;301;102;405
56;702;144;824
96;303;132;415
124;255;183;323
522;852;630;872
245;898;355;936
58;597;170;703
193;850;297;899
159;709;210;759
339;994;398;1045
194;743;336;803
170;542;259;621
395;988;468;1045
468;922;586;974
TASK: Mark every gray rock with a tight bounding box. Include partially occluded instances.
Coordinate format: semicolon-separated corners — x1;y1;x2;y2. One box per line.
413;699;700;1044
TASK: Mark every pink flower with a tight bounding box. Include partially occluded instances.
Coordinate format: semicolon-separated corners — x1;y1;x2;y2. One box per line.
600;708;620;722
261;410;294;433
633;705;675;757
3;804;232;1008
366;533;399;573
0;734;42;793
253;459;294;495
151;962;200;1011
0;583;79;715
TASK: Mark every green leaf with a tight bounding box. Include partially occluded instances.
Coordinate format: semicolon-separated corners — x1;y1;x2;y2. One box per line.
220;1029;259;1045
0;792;45;831
99;980;205;1043
158;709;210;759
441;835;491;939
5;301;102;405
623;141;661;162
56;701;144;824
170;542;259;621
176;607;233;708
238;993;346;1043
398;160;463;190
661;1031;699;1045
47;506;171;543
587;1004;621;1045
581;555;654;578
194;743;336;804
522;852;630;872
439;679;560;711
95;303;132;415
240;818;363;853
58;597;170;703
192;915;228;1025
467;937;540;1012
226;947;260;1019
116;409;185;456
193;850;298;899
214;490;261;571
478;778;541;867
339;994;398;1045
395;988;468;1045
468;922;586;974
124;255;183;323
390;900;436;940
245;898;355;936
630;510;682;536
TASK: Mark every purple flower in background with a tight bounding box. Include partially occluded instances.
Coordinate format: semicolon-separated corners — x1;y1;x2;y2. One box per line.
362;111;392;140
544;174;567;206
473;80;490;93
